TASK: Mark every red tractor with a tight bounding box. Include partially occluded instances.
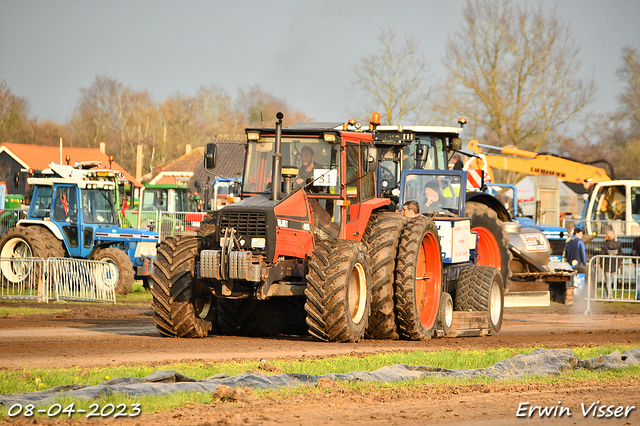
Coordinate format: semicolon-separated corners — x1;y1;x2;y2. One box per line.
150;113;503;341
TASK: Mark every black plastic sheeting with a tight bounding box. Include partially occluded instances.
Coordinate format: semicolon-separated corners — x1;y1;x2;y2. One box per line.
2;348;639;406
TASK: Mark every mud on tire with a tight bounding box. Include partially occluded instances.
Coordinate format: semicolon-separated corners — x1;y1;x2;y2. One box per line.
150;236;215;338
362;212;406;339
394;216;442;341
304;239;371;342
455;265;504;335
464;201;512;287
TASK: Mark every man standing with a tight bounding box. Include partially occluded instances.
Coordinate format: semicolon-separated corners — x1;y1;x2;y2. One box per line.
632;236;640;300
601;230;622;299
566;228;588;273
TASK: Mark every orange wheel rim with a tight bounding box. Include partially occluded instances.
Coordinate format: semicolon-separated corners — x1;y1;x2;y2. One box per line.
415;231;441;329
473;227;501;270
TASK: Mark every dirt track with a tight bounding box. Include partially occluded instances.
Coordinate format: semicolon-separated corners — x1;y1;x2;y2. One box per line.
1;301;640;426
1;302;639;369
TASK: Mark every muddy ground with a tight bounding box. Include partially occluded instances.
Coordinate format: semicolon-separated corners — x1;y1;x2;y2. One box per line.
1;300;640;425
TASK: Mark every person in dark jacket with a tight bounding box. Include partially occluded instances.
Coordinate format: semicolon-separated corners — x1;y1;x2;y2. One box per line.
566;228;587;271
632;236;640;300
600;230;622;299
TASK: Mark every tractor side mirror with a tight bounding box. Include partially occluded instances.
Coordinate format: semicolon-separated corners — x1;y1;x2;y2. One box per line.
450;137;462;151
204;143;217;171
415;143;429;169
363;146;378;173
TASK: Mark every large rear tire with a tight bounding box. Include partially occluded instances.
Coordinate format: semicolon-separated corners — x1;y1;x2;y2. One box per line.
90;247;135;295
464;201;511;288
304;239;371;342
150;236;215;338
217;298;286;337
394;217;442;341
0;226;63;285
362;212;406;339
455;265;504;335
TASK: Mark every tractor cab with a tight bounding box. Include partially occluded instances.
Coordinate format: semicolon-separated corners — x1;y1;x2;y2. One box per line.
370;121;465;209
201;114;388;299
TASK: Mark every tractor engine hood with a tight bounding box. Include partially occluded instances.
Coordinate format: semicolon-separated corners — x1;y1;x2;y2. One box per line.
216;189;314;263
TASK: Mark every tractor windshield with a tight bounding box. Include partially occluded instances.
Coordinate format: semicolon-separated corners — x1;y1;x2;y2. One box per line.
243;137;340;194
82;188;117;225
402;173;463;216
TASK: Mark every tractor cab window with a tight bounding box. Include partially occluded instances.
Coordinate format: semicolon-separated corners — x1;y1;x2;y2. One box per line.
176;190;189;212
404;136;447;170
82;189;117;225
403;173;462;216
632;187;640;222
31;186;53;219
142;189;168;212
243;136;340;195
591;185;626;221
53;186;78;223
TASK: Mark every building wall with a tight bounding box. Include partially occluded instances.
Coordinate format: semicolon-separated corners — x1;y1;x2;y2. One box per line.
0;152;26;194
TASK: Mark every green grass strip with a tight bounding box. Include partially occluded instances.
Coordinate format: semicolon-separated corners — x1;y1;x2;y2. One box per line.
0;344;638;418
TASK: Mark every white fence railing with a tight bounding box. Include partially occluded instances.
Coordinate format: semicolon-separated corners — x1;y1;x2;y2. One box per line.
584;254;640;314
0;257;47;301
0;257;115;303
127;211;206;241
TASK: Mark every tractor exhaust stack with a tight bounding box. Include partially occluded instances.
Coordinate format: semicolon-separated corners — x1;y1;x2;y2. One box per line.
271;112;284;201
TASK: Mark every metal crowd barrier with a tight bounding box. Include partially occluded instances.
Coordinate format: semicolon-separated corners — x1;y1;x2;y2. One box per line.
0;257;47;302
48;258;116;303
158;211;206;240
0;257;115;304
585;254;640;314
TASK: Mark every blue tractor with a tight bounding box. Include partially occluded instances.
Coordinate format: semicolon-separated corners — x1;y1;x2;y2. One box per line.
0;163;158;294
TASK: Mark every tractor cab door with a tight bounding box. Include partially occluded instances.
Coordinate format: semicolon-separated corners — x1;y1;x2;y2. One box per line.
342;142;377;240
51;185;82;257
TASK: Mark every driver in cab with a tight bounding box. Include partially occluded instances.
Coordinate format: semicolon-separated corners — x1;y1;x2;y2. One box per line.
419;180;445;214
295;146;317;188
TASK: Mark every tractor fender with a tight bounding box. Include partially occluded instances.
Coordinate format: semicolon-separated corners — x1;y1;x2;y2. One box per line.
464;192;511;222
16;220;64;240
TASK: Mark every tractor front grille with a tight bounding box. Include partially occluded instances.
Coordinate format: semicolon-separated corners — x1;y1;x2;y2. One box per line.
219;212;268;239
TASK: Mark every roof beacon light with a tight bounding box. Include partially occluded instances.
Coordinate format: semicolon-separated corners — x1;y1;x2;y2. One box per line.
370;112;381;131
458;118;467;128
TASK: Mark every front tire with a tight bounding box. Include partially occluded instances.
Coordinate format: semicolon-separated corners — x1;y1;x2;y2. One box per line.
394;217;442;341
304;239;371;342
150;236;215;338
455;265;504;335
90;247;134;295
362;212;406;339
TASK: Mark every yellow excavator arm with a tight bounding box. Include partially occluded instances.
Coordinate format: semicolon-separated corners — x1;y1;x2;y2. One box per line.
465;140;612;187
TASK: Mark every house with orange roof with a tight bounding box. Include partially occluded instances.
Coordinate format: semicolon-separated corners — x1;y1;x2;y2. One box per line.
0;142;141;195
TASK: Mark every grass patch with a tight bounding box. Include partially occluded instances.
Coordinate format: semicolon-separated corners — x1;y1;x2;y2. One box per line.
1;344;638;418
0;306;69;316
115;282;152;303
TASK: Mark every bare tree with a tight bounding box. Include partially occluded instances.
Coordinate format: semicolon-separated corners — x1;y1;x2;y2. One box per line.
437;0;595;151
236;84;311;127
0;80;33;143
351;29;431;125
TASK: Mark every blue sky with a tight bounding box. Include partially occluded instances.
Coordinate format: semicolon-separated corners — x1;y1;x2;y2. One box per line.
1;0;639;133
